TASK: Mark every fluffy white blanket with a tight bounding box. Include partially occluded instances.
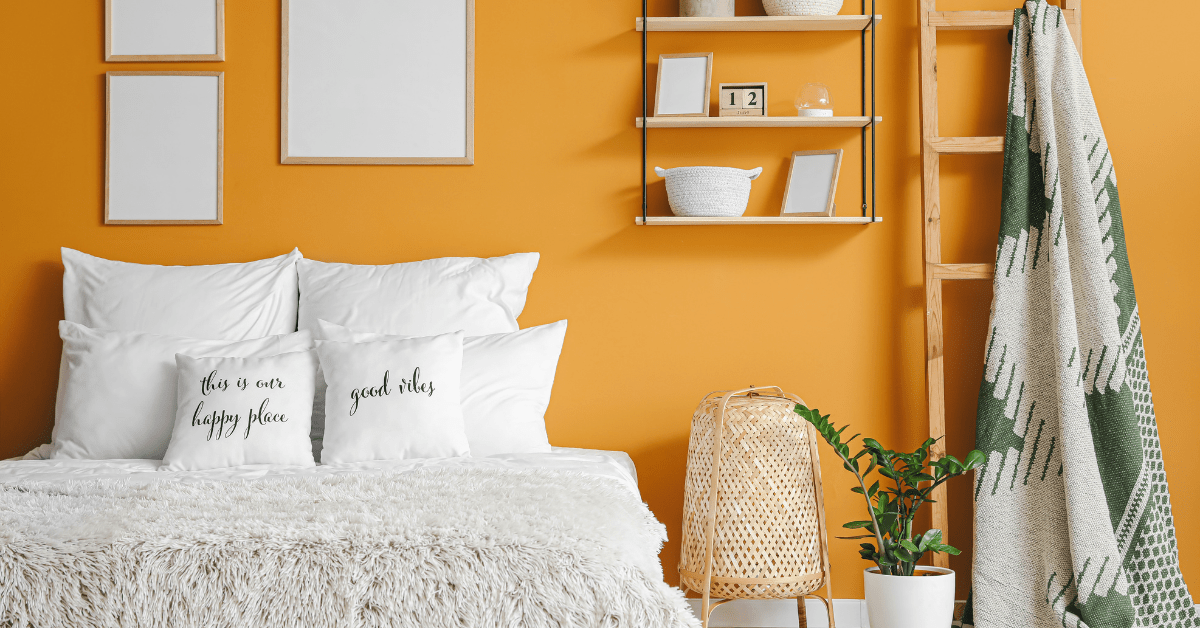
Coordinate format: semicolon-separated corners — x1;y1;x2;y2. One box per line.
0;467;699;628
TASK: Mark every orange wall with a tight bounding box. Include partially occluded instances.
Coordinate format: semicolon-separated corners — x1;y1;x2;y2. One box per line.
1;1;1196;599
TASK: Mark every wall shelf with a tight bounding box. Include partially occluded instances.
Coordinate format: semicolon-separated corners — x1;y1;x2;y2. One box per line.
637;116;882;129
635;15;883;32
637;4;880;225
636;216;883;225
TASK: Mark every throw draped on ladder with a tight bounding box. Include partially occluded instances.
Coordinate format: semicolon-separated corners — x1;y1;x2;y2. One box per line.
960;2;1198;627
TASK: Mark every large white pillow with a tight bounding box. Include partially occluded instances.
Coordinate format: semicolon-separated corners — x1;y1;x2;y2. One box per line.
63;248;302;340
297;253;539;337
51;321;313;460
317;332;469;463
317;319;566;457
162;351;318;471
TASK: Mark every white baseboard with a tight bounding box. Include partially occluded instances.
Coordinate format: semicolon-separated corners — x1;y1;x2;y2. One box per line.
686;598;869;628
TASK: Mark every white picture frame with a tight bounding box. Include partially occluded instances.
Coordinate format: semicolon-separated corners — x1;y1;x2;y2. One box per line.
654;53;713;117
106;72;223;225
281;0;475;165
105;0;224;62
780;149;843;217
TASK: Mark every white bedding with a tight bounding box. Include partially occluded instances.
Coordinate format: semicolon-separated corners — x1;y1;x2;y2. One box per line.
0;446;639;494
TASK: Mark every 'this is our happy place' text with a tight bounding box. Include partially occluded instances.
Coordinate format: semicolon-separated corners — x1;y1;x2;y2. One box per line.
350;368;435;416
193;370;289;441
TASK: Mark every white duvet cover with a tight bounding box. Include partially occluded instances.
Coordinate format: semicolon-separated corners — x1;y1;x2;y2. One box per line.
0;446;639;494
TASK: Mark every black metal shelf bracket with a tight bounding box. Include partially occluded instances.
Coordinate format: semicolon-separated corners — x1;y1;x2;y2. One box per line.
641;0;649;226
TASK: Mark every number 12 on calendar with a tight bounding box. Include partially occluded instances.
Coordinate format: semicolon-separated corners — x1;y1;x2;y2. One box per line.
718;83;767;117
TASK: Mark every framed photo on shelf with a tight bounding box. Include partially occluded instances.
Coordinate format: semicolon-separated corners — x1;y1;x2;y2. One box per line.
106;72;223;225
780;149;842;217
654;53;713;117
105;0;224;62
718;83;767;117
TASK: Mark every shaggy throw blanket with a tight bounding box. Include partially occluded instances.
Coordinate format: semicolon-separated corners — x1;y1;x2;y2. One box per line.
961;3;1198;628
0;467;700;628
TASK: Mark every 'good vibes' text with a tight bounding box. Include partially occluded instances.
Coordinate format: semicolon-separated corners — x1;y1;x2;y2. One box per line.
350;368;435;416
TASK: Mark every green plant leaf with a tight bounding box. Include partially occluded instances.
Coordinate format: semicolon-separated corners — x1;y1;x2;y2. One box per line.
899;540;920;553
843;520;874;529
933;543;962;556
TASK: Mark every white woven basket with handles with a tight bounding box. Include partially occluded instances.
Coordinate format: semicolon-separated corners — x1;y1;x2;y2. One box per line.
655;166;762;217
762;0;843;16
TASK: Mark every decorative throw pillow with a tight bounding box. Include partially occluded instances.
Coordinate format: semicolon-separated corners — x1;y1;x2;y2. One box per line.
63;247;302;340
297;253;539;337
317;332;469;463
161;351;318;471
317;319;566;457
51;321;313;460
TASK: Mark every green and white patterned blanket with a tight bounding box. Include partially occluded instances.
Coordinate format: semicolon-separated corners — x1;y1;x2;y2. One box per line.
961;3;1197;628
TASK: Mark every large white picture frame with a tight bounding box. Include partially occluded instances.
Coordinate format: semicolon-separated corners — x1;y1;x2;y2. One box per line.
106;72;223;225
281;0;475;165
105;0;224;62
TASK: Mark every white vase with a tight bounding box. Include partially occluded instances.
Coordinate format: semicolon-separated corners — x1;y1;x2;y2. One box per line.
680;0;735;17
863;567;955;628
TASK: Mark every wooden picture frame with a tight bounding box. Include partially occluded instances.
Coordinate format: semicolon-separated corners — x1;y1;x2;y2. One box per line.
105;72;223;225
281;0;475;165
105;0;225;62
718;82;768;117
780;149;842;217
654;53;713;117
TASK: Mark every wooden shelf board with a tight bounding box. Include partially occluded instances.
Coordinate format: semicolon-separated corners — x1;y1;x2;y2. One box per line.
637;116;881;128
635;15;883;32
636;216;882;225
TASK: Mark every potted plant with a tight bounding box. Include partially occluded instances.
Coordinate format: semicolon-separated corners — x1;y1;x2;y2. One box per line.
794;404;984;628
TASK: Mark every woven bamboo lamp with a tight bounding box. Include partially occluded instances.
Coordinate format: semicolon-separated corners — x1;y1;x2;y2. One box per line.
679;386;834;628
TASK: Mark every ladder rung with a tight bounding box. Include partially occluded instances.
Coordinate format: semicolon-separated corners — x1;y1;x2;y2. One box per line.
928;10;1014;30
928;9;1079;30
930;263;994;280
930;136;1004;154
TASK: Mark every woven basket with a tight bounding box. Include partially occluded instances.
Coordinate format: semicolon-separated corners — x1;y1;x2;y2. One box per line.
655;166;762;217
679;387;834;628
762;0;843;16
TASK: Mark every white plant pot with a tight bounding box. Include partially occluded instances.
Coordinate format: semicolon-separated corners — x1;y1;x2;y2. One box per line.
863;566;955;628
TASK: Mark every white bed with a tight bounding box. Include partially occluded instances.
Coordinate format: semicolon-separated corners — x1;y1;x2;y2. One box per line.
0;447;697;628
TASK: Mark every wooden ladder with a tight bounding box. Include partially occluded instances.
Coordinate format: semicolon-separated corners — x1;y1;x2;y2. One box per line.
917;0;1082;569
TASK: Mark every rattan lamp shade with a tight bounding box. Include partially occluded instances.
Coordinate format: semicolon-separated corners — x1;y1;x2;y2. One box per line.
679;387;834;628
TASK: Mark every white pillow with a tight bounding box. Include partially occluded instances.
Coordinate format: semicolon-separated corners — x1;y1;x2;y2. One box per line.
317;319;566;457
297;253;539;337
162;351;318;471
51;321;313;460
63;247;302;340
317;332;469;463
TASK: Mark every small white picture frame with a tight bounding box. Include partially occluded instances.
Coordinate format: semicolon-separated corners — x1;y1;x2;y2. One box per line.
654;53;713;117
105;0;224;62
780;150;843;217
106;72;223;225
